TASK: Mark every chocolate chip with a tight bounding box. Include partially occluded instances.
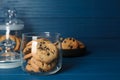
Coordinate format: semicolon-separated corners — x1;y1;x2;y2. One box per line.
39;44;42;46
73;39;75;42
69;46;73;49
47;48;50;50
42;62;44;66
43;42;45;44
64;41;66;43
47;53;50;56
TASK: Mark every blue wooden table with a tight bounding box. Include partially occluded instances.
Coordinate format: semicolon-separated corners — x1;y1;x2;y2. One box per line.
0;38;120;80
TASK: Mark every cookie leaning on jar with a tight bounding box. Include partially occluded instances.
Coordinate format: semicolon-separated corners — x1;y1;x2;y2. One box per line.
55;37;86;57
23;38;58;72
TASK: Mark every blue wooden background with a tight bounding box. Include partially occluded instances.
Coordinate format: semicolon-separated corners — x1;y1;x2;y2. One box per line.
0;1;120;79
0;0;120;39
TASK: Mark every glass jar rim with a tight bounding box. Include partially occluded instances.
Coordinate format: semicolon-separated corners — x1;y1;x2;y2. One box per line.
22;32;61;37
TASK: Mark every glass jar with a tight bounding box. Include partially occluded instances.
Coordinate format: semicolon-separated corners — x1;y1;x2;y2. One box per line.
20;32;62;75
0;8;24;69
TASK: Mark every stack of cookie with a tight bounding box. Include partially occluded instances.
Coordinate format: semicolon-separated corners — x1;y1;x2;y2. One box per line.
60;37;86;57
23;38;58;72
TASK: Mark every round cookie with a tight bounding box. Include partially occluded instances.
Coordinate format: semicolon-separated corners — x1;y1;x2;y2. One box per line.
0;35;21;51
62;37;79;49
31;57;57;72
27;58;40;72
23;45;31;54
23;53;32;60
33;41;58;63
33;45;58;64
23;38;59;73
24;38;58;63
0;35;16;51
62;38;87;57
25;64;33;72
23;46;32;60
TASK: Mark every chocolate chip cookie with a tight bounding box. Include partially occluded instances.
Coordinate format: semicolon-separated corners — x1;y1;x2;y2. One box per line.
0;35;21;51
33;41;58;63
62;37;79;49
23;38;59;73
